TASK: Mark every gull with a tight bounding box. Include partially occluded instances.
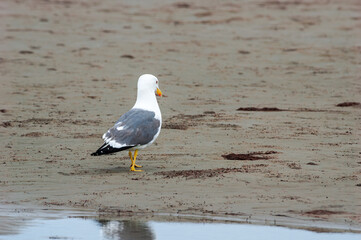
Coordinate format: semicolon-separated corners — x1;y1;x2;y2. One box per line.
91;74;162;172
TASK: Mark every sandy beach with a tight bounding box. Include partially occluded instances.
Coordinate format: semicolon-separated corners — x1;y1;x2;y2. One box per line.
1;0;360;231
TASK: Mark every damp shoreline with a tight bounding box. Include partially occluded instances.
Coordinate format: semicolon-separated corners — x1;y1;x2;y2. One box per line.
1;0;360;233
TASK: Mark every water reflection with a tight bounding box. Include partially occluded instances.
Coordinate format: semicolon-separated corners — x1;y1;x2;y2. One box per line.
97;220;154;240
1;216;360;240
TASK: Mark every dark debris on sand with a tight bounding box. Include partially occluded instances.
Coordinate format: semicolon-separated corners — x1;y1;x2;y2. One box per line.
155;164;268;179
336;102;360;107
303;210;345;215
237;107;284;111
222;151;279;161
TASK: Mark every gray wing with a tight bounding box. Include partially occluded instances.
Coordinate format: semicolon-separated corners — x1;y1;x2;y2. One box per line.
103;108;160;148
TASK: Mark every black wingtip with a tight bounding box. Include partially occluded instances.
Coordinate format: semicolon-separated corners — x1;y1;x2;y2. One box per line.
91;142;107;156
91;143;134;156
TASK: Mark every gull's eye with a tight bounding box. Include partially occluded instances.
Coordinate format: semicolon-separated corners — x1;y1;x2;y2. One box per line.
156;80;158;84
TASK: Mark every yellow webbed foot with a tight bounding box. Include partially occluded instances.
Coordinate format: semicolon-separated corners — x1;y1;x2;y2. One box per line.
130;164;142;168
130;166;143;172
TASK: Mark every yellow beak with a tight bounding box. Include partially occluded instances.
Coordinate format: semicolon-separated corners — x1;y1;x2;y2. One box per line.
156;88;162;96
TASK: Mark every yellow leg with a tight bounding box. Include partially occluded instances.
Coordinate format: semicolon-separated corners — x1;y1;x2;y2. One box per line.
130;150;142;172
129;150;142;169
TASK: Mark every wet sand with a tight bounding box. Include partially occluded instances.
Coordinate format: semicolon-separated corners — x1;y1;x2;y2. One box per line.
0;0;360;231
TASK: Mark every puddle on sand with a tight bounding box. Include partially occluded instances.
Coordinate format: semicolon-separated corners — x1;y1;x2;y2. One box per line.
0;206;360;240
2;218;361;240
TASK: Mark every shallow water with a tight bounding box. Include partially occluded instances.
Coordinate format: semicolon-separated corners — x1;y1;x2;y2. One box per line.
1;216;360;240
